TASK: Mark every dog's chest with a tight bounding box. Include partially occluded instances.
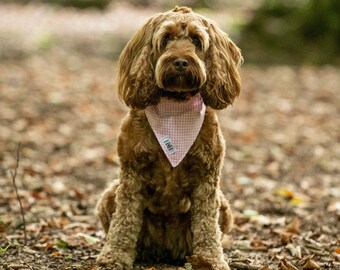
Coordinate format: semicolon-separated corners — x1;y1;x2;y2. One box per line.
140;162;195;215
119;109;222;215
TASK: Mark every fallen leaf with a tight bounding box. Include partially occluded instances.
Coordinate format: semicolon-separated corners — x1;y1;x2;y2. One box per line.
105;152;118;164
7;264;27;269
327;201;340;212
302;258;320;269
250;239;268;250
221;234;233;249
184;263;193;270
243;209;259;218
0;244;10;255
76;232;99;245
0;220;10;233
286;244;302;258
55;239;69;249
278;258;299;270
186;256;214;270
278;188;294;200
286;217;301;234
250;214;271;226
273;229;294;244
50;251;62;257
237;176;252;186
290;197;304;205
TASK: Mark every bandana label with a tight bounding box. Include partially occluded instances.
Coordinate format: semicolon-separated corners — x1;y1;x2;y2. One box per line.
161;136;176;155
145;93;206;167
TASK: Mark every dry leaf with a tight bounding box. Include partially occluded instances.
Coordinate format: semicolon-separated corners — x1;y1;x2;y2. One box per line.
302;258;320;270
286;217;301;234
50;251;62;257
278;259;299;270
221;234;233;249
278;188;294;200
250;239;268;250
286;244;302;258
0;220;10;233
274;229;294;244
243;209;259;218
186;255;214;270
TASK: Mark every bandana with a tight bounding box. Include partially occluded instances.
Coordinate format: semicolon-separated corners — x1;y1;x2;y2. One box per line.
144;93;206;167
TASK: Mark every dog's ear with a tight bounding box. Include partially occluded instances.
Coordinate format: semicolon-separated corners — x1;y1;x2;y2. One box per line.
118;17;161;109
200;22;243;110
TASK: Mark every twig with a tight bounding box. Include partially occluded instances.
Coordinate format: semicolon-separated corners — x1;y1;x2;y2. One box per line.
10;142;27;246
229;262;261;270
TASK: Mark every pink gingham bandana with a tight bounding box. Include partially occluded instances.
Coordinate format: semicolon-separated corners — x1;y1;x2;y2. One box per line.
145;93;206;167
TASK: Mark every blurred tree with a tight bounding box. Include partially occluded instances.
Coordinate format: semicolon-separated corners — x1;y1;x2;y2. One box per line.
4;0;226;9
113;0;227;9
3;0;111;10
239;0;340;65
46;0;111;9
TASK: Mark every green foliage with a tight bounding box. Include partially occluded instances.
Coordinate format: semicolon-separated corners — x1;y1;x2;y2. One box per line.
5;0;228;10
3;0;111;10
239;0;340;64
0;245;10;256
184;262;193;270
34;33;56;50
55;239;69;249
45;0;111;10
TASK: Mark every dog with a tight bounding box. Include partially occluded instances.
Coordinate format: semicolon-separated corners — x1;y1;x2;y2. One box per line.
96;6;242;270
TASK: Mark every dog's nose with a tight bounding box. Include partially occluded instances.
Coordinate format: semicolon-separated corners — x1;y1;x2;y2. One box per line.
173;58;189;72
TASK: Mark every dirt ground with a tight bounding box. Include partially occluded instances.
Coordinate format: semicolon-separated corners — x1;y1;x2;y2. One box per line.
0;3;339;270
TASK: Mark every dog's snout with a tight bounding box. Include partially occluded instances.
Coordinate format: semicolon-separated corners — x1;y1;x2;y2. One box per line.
173;58;189;72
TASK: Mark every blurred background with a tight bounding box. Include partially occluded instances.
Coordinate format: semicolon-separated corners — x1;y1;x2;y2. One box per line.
0;0;339;64
0;0;339;269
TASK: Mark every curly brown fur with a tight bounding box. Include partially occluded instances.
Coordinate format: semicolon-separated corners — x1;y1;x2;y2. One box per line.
96;6;241;270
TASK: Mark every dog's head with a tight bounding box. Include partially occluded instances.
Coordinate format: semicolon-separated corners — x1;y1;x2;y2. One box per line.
118;6;243;109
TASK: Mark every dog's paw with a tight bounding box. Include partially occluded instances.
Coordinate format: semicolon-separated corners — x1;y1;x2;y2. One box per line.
186;255;230;270
95;265;124;270
96;243;133;269
213;260;231;270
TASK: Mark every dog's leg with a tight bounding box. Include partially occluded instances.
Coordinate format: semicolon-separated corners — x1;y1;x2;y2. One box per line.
190;183;231;270
218;190;233;235
96;176;144;269
96;179;120;233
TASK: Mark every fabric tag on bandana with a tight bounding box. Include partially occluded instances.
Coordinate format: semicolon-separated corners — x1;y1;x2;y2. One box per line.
161;136;177;155
144;93;206;167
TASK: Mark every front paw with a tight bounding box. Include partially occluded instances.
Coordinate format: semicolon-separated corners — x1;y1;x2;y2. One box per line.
96;243;134;269
187;255;230;270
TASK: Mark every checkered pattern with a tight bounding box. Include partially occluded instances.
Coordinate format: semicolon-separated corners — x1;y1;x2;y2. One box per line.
145;93;206;167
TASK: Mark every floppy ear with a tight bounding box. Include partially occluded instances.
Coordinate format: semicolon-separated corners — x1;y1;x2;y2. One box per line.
117;17;161;109
200;22;243;110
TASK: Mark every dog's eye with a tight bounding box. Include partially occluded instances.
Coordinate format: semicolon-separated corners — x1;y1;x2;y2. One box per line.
162;35;171;46
192;37;201;48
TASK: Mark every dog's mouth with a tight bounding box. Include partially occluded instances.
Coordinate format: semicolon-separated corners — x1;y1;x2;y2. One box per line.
160;73;201;101
161;72;201;92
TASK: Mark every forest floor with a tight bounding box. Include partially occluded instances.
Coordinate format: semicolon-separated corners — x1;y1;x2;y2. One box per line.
0;3;339;270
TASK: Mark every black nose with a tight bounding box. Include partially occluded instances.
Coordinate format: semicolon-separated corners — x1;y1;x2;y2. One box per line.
173;58;189;71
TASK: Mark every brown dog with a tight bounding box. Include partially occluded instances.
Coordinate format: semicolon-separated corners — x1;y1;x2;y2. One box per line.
96;6;242;270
